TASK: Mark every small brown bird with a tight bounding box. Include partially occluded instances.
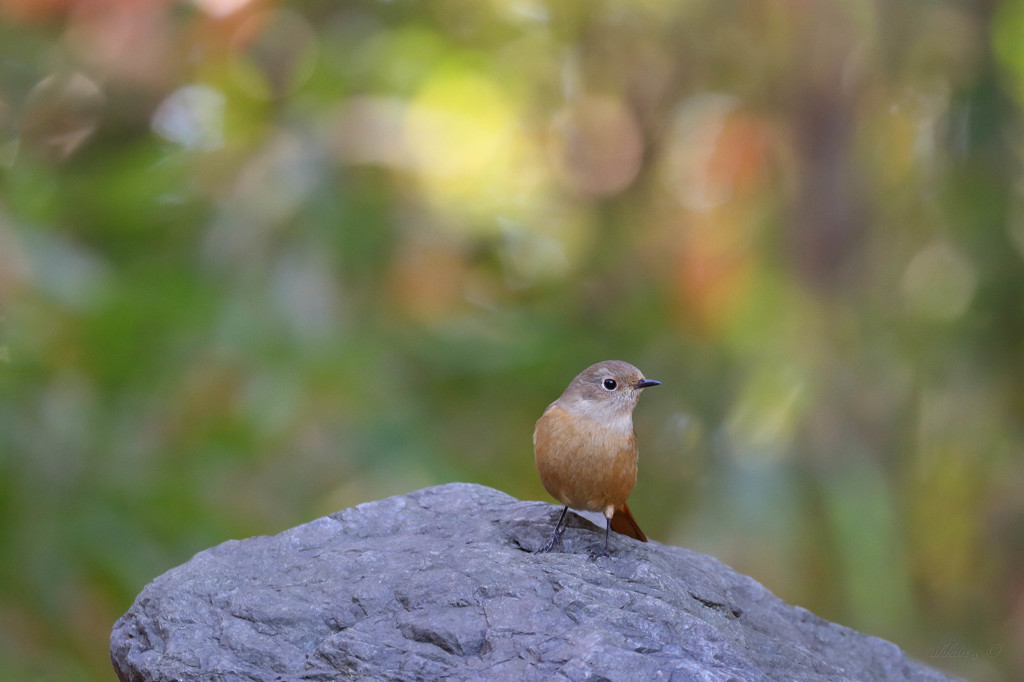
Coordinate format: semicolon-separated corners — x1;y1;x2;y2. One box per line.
533;360;660;554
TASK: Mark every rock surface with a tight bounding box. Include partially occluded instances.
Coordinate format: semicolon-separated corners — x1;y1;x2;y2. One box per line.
111;483;959;681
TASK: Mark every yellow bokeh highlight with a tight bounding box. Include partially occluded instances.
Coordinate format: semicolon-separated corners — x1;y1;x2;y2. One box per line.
404;66;539;226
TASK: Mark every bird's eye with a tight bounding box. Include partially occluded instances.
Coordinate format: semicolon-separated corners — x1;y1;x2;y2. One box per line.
602;378;617;390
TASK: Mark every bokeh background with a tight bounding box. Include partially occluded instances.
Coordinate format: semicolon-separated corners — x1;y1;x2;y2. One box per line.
1;0;1023;680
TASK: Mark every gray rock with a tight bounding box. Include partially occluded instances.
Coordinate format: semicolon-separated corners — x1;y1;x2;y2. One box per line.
111;483;959;681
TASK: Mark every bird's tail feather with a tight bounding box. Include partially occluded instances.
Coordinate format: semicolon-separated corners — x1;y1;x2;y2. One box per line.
610;503;647;542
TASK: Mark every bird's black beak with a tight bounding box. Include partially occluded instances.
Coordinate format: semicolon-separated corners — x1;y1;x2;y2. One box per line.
635;379;661;389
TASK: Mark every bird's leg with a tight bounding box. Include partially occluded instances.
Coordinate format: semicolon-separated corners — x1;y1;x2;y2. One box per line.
538;506;569;553
589;514;613;561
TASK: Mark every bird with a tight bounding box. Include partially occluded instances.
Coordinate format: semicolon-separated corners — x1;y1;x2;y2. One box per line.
533;360;660;555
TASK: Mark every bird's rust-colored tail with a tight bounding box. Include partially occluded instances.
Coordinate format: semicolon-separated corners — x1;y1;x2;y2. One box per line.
610;503;647;542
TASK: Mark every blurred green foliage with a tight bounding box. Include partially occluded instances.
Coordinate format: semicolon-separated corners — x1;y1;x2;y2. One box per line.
1;0;1023;680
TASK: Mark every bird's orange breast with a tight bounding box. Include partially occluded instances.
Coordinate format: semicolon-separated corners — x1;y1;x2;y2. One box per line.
533;405;639;513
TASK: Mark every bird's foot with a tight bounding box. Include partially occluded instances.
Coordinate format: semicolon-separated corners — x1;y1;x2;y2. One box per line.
536;539;557;554
536;531;564;554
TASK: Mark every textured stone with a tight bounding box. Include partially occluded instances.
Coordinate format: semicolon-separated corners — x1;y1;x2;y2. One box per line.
111;483;960;681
